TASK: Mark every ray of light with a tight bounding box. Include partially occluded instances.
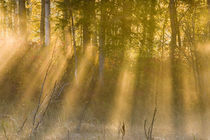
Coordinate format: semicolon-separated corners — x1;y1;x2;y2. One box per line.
61;45;97;120
18;44;73;106
106;48;138;130
18;48;53;104
42;45;74;97
0;37;23;79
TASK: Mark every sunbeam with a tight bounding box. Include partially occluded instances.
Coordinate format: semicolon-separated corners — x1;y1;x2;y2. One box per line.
107;48;138;130
61;45;97;120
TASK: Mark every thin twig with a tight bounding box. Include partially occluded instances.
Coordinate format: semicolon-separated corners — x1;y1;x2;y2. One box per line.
149;107;157;139
144;107;158;140
144;120;148;139
55;82;69;99
17;117;28;134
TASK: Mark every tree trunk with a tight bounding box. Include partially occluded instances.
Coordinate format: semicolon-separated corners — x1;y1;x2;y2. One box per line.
14;0;19;35
208;0;210;39
71;13;78;79
40;0;45;46
92;0;97;47
12;0;18;33
169;0;184;135
19;0;27;39
45;0;50;46
99;0;106;82
82;0;93;52
63;0;71;49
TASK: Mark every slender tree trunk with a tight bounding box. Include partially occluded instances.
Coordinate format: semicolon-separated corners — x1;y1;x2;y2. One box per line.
92;0;97;47
45;0;50;46
147;0;156;55
83;24;90;51
2;0;6;36
19;0;27;39
82;0;92;52
63;0;71;49
169;0;184;135
99;0;106;82
208;0;210;39
0;1;3;36
14;0;19;34
71;13;78;79
192;43;207;136
40;0;45;46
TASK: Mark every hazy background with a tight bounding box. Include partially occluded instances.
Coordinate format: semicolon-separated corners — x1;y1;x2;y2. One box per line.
0;0;210;139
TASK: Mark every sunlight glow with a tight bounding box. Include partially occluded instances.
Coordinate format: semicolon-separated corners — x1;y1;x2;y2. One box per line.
61;45;96;119
107;48;138;128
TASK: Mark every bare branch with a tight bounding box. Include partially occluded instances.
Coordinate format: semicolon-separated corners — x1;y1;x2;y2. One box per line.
17;117;28;134
144;107;158;140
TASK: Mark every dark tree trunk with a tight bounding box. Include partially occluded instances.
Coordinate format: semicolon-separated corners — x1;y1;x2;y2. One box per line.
62;0;72;49
208;0;210;39
99;0;106;82
82;0;94;52
169;0;184;135
71;13;78;79
82;1;91;52
19;0;27;39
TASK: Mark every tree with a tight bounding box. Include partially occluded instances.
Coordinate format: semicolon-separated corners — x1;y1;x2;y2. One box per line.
169;0;184;135
19;0;27;39
71;12;78;79
0;0;7;36
82;0;95;51
208;0;210;39
98;0;106;82
40;0;45;46
63;0;71;49
45;0;50;46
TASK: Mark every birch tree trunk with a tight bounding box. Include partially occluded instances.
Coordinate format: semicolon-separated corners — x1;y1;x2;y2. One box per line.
45;0;50;46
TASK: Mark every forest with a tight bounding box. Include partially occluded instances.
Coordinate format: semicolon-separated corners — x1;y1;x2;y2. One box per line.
0;0;210;139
